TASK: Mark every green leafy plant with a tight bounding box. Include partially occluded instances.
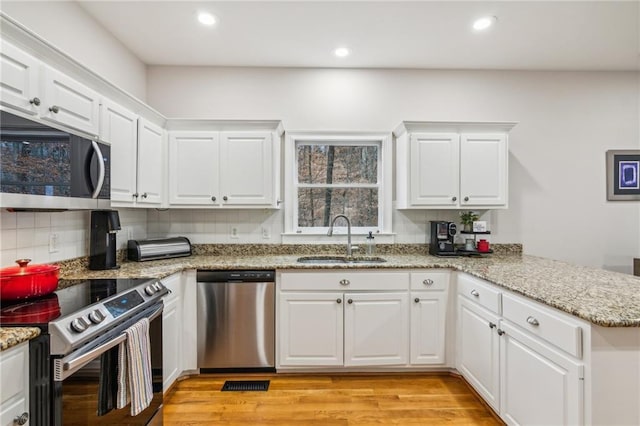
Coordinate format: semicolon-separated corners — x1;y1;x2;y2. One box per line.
459;211;479;227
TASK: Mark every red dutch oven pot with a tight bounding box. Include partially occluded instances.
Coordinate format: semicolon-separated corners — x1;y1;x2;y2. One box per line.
0;259;60;301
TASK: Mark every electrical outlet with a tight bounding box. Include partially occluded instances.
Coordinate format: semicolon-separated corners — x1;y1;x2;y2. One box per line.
230;226;239;239
262;226;271;239
49;233;59;253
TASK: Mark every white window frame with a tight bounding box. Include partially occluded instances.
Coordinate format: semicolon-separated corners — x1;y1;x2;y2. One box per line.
283;132;393;240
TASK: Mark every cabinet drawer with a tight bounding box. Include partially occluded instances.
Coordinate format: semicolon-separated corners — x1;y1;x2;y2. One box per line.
457;274;501;314
502;293;582;358
279;271;409;291
410;271;449;291
0;342;27;405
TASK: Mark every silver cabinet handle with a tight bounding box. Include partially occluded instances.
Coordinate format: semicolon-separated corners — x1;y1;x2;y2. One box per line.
489;322;496;329
211;196;216;202
49;105;59;113
339;279;350;286
464;196;469;202
526;316;540;326
14;412;29;425
497;329;506;336
141;193;148;199
452;196;457;201
470;289;480;297
414;298;420;303
336;298;342;304
347;299;353;304
133;193;139;198
423;279;434;286
29;97;41;106
223;196;228;201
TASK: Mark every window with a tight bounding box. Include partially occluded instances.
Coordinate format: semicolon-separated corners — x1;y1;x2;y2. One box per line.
284;133;392;237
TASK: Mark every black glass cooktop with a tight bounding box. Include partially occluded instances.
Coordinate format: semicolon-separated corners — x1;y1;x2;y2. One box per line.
0;278;154;328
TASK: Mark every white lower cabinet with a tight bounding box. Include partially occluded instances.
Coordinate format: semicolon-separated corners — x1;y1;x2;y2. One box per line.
457;273;585;425
0;341;29;426
161;273;182;393
344;292;408;366
279;292;344;366
410;271;449;365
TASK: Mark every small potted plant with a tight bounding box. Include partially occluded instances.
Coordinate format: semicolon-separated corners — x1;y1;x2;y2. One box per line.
459;211;479;232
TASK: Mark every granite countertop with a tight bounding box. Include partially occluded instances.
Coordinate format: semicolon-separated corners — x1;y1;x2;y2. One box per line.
0;327;40;351
58;250;640;328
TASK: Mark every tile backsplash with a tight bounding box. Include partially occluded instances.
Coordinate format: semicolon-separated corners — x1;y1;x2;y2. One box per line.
0;207;499;267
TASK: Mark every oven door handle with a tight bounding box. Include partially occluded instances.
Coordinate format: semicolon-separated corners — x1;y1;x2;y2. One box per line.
54;304;163;381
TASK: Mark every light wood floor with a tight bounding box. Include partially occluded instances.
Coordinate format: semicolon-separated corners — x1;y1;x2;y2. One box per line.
163;373;504;425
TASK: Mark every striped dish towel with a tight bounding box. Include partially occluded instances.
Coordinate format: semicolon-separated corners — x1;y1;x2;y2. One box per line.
117;317;153;416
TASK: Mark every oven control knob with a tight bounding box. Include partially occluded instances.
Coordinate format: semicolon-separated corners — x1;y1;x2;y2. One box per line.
145;285;156;296
70;317;89;333
152;282;163;292
88;309;105;324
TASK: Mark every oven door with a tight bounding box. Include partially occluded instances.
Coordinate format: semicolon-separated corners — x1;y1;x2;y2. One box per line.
52;303;163;426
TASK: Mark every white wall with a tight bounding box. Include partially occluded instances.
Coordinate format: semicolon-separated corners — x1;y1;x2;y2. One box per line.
0;1;147;100
147;66;640;273
0;209;147;267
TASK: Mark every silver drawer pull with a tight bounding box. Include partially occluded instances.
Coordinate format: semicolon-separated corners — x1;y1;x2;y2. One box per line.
339;279;350;286
497;329;505;336
489;322;496;329
470;289;480;297
526;316;540;326
423;279;434;286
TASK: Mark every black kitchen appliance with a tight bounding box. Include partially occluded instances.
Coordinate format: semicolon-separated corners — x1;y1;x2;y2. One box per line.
0;277;168;425
429;221;458;256
0;110;110;209
89;210;121;270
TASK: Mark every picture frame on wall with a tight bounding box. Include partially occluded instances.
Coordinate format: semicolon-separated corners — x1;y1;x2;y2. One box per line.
606;150;640;201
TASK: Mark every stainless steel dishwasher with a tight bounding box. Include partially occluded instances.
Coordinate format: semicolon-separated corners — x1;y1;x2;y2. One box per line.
196;270;275;371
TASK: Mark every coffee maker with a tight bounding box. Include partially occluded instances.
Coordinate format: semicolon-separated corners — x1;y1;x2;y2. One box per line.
429;221;458;256
89;210;121;270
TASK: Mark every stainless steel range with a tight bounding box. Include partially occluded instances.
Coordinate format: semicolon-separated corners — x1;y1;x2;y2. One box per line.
0;277;168;425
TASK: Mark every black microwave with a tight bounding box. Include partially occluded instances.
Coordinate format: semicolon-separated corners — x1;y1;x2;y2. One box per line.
0;110;110;209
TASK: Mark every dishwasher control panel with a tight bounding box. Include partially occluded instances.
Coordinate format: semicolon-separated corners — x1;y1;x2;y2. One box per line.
196;270;275;282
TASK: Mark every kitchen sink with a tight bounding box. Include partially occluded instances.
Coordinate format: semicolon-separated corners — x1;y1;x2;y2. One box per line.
297;256;387;264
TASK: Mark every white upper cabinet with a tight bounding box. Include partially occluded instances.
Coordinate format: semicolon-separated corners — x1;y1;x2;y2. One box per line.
137;119;166;206
169;132;220;206
395;122;516;209
100;99;138;204
0;40;40;116
460;133;508;206
42;65;100;136
167;121;282;209
219;132;274;206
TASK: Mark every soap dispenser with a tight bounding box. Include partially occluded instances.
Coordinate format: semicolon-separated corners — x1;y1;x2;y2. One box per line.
365;231;376;255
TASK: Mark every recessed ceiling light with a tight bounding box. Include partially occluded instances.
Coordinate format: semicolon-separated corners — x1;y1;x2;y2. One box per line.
473;16;497;31
198;12;217;26
334;47;350;58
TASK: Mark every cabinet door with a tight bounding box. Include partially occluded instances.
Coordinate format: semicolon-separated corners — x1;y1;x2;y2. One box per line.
136;119;165;206
410;291;447;365
162;295;180;393
219;132;274;206
278;292;343;366
169;132;220;206
0;40;40;115
460;133;507;206
101;99;138;204
344;292;409;366
410;133;459;206
0;342;29;426
42;65;100;136
500;321;583;426
457;296;500;411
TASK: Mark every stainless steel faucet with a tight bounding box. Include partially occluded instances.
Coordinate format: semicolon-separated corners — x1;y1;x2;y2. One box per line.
327;214;358;256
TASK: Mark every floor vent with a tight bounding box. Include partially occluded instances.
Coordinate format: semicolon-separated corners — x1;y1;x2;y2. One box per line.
221;380;270;392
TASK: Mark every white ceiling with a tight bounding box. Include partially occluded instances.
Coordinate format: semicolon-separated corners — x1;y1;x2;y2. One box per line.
77;1;639;71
